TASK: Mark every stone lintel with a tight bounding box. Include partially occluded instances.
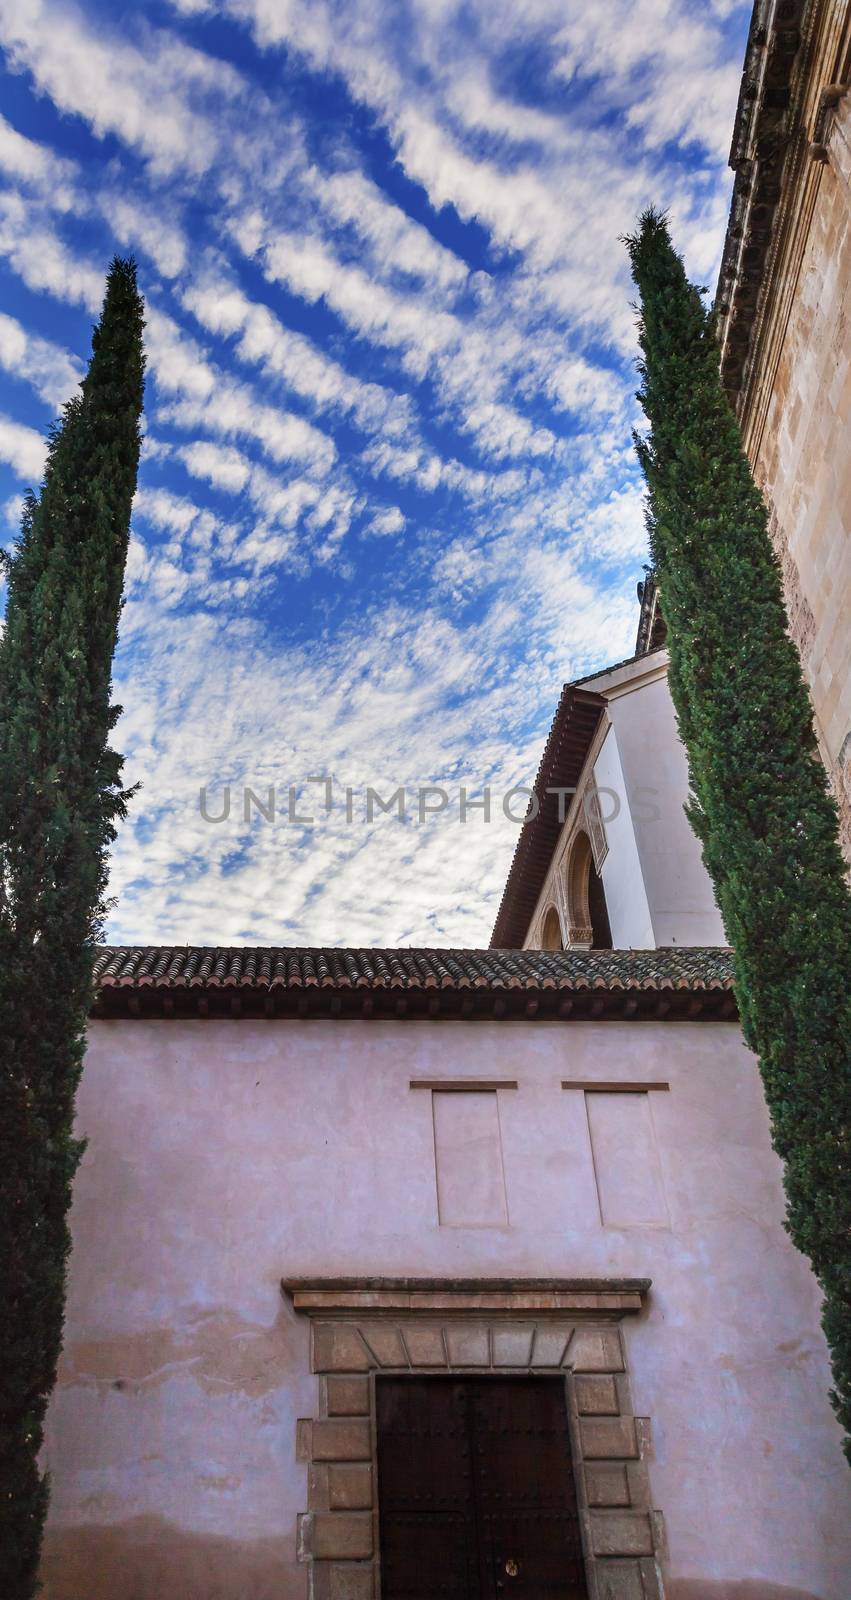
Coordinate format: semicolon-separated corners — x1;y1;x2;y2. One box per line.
283;1276;650;1318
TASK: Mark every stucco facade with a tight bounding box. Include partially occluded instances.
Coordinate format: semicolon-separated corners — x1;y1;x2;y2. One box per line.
521;655;726;955
41;1013;850;1600
716;0;851;855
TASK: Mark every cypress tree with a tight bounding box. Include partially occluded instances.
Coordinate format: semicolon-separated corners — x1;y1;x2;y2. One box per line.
0;259;145;1592
625;209;851;1458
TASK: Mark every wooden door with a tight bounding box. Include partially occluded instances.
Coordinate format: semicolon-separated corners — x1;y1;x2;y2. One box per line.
376;1375;588;1600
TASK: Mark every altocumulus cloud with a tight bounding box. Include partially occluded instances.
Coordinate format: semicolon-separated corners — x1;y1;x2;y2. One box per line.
0;0;750;944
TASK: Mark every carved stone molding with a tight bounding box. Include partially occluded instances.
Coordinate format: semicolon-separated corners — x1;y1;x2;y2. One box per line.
283;1276;650;1319
284;1278;663;1600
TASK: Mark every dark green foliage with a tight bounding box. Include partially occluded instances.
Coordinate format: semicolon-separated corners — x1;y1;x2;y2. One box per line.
0;260;144;1593
625;210;851;1458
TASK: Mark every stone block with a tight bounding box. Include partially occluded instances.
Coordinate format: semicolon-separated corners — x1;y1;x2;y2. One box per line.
297;1512;313;1562
634;1417;654;1459
309;1463;330;1509
311;1419;372;1462
567;1328;624;1372
402;1325;446;1366
326;1376;371;1416
638;1557;664;1598
358;1324;408;1368
312;1513;373;1561
625;1461;651;1511
313;1324;372;1373
445;1324;490;1366
575;1375;619;1415
585;1462;630;1507
590;1511;654;1557
579;1416;638;1459
530;1327;572;1367
492;1325;534;1366
311;1561;375;1600
595;1561;645;1600
329;1463;374;1510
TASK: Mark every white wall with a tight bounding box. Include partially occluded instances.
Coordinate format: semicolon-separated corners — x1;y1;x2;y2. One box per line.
592;723;655;948
525;662;728;952
606;674;726;948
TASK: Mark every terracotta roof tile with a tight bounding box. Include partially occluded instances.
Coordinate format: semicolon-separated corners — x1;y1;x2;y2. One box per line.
92;945;736;1022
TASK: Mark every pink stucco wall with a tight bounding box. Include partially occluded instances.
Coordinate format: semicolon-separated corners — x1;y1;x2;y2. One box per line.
41;1017;851;1598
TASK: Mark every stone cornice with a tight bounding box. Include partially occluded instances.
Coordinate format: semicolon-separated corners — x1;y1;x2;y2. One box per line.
716;0;851;420
281;1277;651;1318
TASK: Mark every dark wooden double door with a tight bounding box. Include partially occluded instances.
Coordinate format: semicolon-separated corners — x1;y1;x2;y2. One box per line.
376;1376;588;1600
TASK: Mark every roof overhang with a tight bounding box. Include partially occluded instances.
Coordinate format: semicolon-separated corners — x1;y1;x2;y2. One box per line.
489;685;606;949
92;945;737;1022
714;0;810;405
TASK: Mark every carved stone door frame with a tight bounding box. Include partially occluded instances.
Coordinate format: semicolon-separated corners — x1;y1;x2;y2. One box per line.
284;1278;665;1600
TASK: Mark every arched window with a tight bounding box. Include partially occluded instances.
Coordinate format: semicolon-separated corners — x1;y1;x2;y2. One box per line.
566;831;612;949
540;904;563;950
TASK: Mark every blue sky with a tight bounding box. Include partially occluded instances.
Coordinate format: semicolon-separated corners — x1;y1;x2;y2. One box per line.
0;0;750;947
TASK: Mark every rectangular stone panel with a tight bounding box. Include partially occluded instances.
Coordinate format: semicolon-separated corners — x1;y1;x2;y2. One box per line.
311;1564;375;1600
329;1463;374;1510
595;1563;645;1600
580;1416;638;1459
309;1463;330;1509
311;1419;372;1462
313;1324;373;1373
492;1325;535;1366
585;1462;631;1507
445;1324;490;1366
311;1513;374;1560
530;1326;572;1367
326;1376;370;1416
567;1328;624;1372
402;1324;447;1366
585;1092;669;1227
575;1375;620;1415
432;1090;508;1226
590;1511;654;1557
358;1324;408;1368
625;1462;652;1511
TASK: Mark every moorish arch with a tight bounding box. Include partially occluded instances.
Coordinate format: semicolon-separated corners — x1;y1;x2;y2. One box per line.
565;829;612;950
540;903;564;950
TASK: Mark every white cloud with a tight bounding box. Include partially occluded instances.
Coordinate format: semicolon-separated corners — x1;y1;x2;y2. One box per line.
366;505;405;537
174;438;356;556
145;306;336;474
0;191;105;311
0;111;78;205
3;491;25;531
104;194;189;279
253;226;568;460
0;0;247;176
459;401;556;461
0;411;47;480
0;311;83;407
314;166;468;293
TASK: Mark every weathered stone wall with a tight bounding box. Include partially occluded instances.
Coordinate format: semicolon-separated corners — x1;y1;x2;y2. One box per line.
740;91;851;856
39;1016;851;1598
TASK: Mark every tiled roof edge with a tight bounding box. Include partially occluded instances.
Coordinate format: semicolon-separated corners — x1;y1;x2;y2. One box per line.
92;945;737;1022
